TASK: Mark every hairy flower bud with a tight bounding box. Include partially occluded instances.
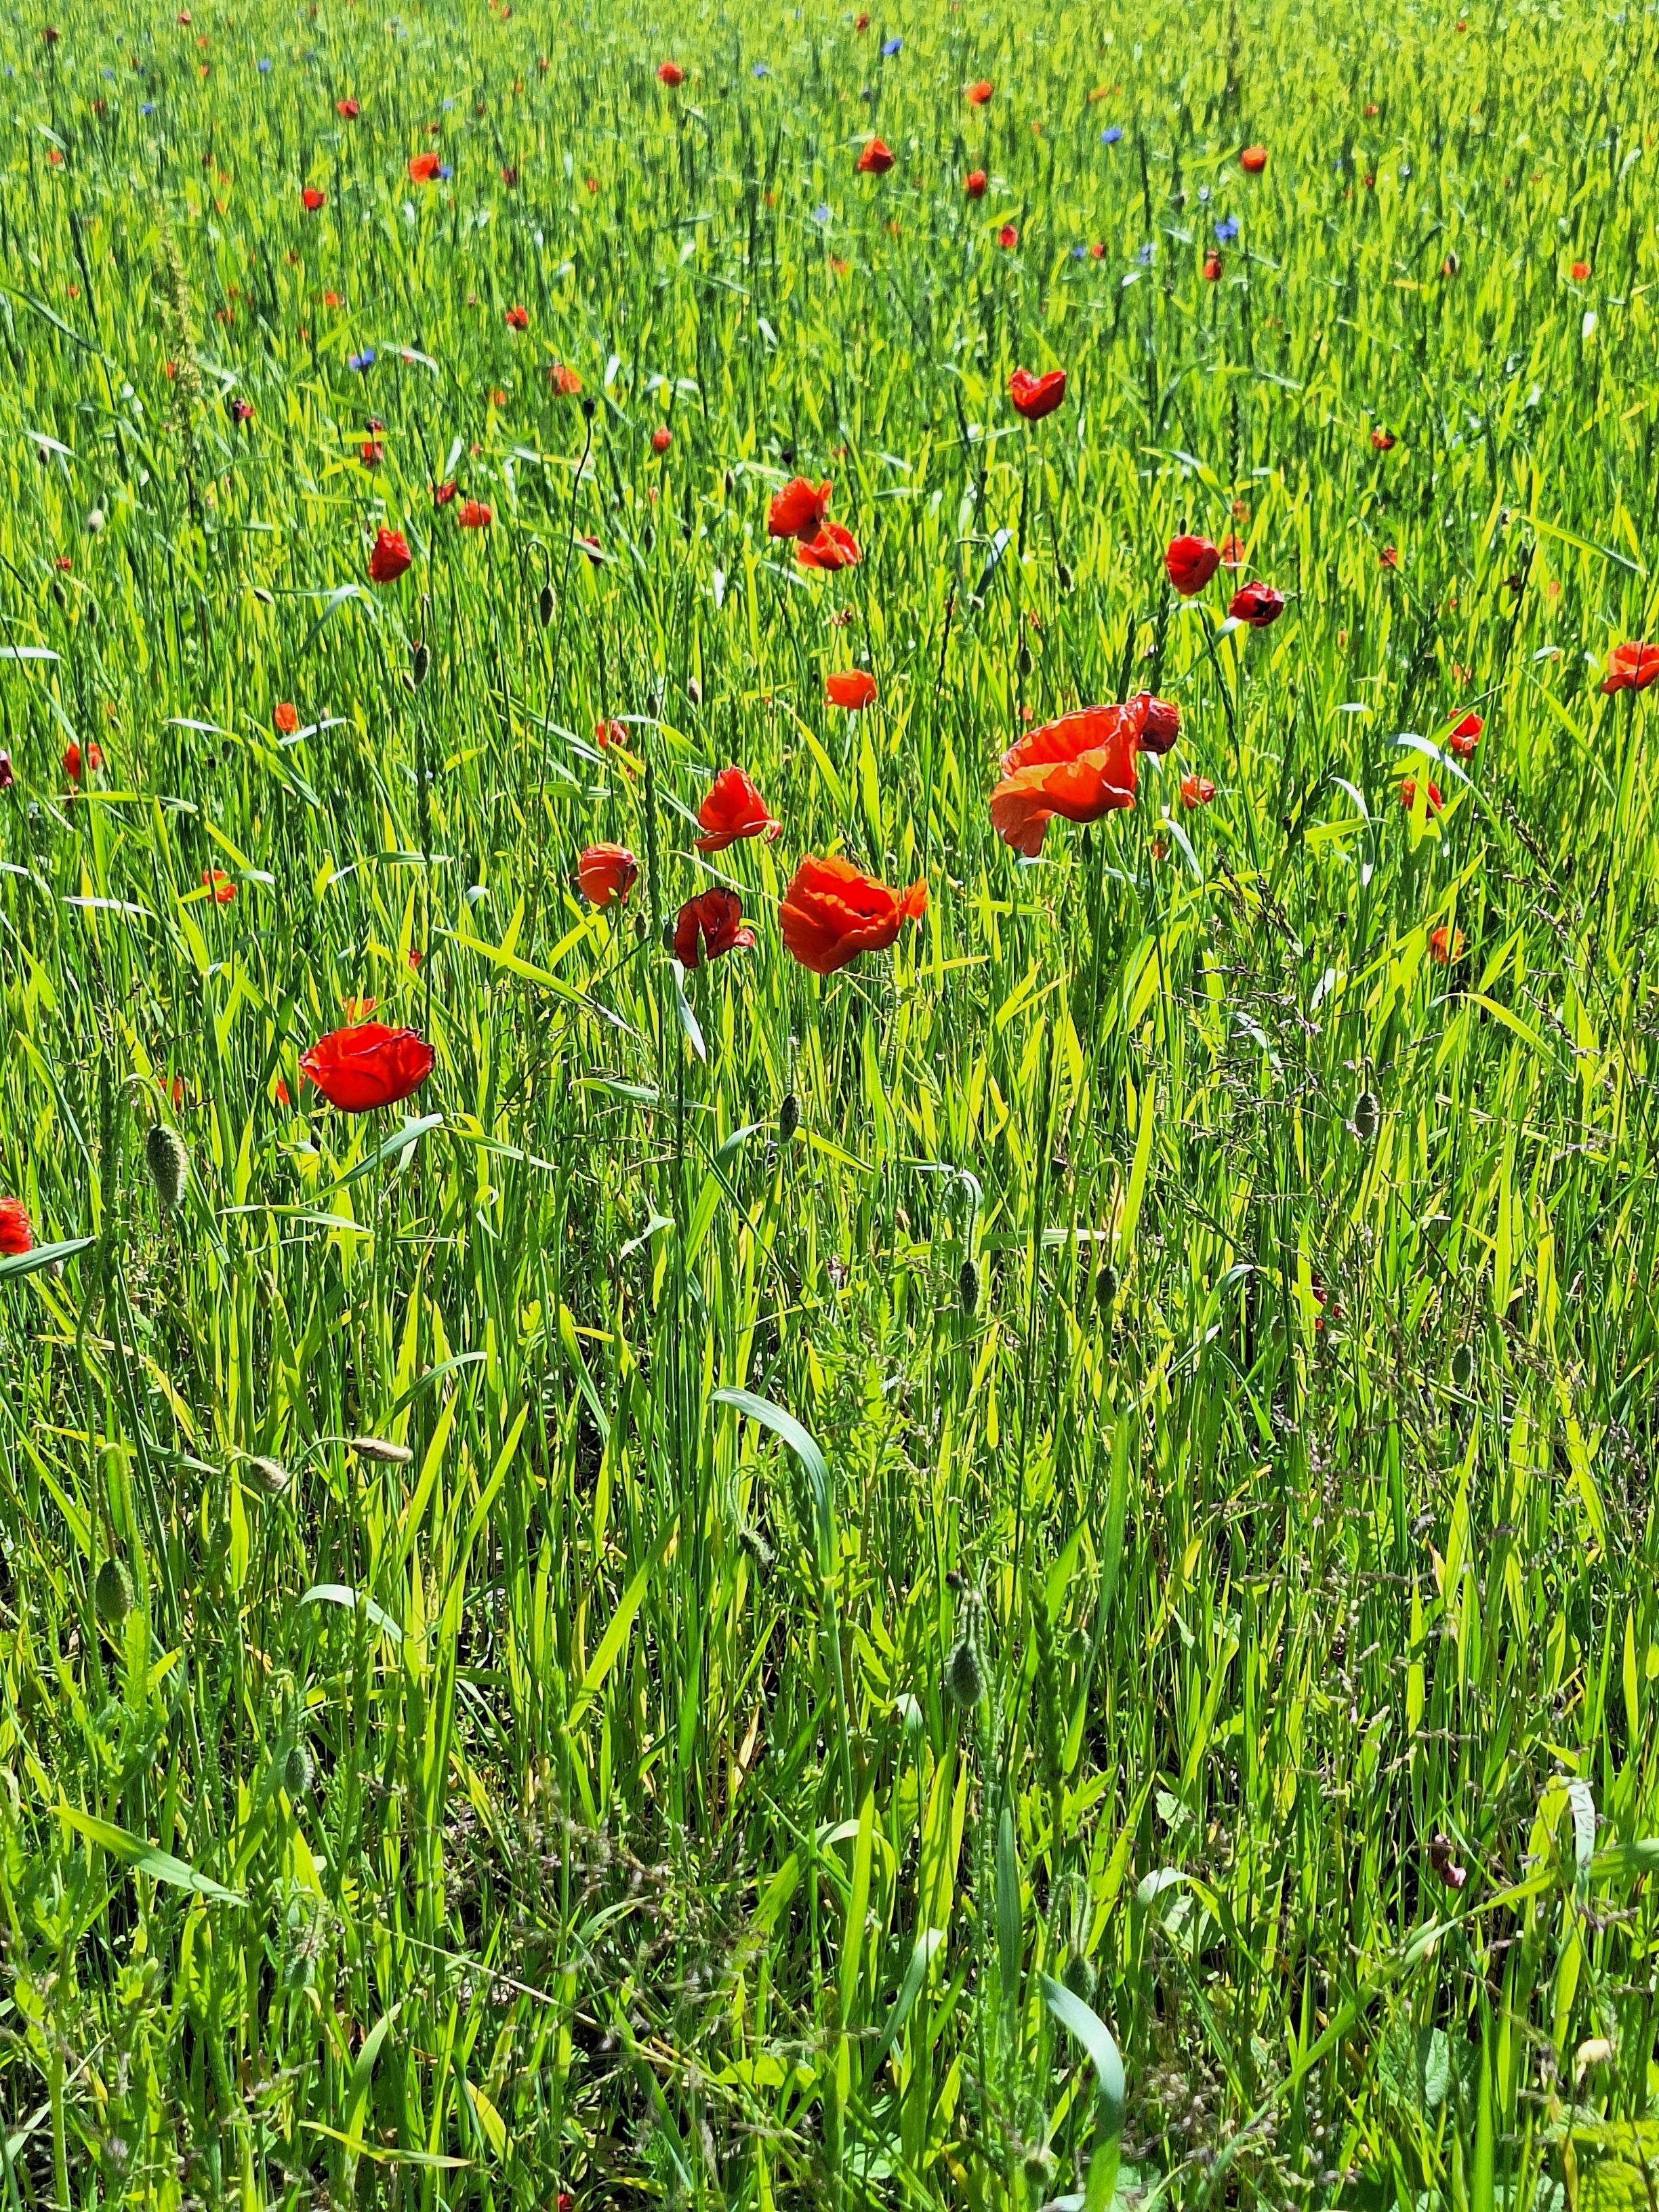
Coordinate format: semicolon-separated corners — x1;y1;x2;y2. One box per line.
144;1122;188;1212
95;1555;133;1626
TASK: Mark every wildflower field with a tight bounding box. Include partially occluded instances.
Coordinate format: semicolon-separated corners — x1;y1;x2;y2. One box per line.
2;0;1659;2200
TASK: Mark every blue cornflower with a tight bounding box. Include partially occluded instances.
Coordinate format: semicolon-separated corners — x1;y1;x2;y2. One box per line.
258;56;272;71
347;348;375;371
1136;241;1155;265
1213;214;1239;243
881;35;901;55
752;60;770;76
813;203;832;224
141;100;155;112
1101;124;1122;145
438;162;453;180
1072;244;1088;258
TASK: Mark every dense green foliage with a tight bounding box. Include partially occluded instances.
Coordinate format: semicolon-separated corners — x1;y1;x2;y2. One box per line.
2;0;1659;2203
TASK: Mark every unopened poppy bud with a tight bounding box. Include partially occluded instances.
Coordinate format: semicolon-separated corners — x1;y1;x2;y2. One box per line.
581;396;596;421
945;1635;984;1709
144;1122;188;1212
1350;1090;1381;1143
687;676;701;705
537;582;554;628
1017;642;1032;675
411;639;430;686
1021;2148;1055;2190
1450;1342;1475;1391
247;1454;291;1496
94;1555;133;1626
1061;1948;1097;2003
1057;561;1073;592
779;1090;800;1141
1094;1261;1118;1311
351;1435;413;1465
283;1742;315;1797
958;1256;980;1316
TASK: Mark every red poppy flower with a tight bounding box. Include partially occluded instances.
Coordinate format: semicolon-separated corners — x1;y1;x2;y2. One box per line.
965;169;987;197
1429;924;1465;965
577;842;638;906
1570;260;1590;281
1130;693;1181;754
323;289;343;308
1400;777;1443;815
996;223;1019;249
459;501;493;529
360;436;382;466
340;995;380;1023
1180;773;1217;808
63;740;103;781
857;138;895;175
965;80;994;104
1009;368;1067;422
549;363;582;395
1371;428;1395;451
695;765;781;852
266;701;298;739
232;398;254;424
988;704;1141;856
1165;534;1221;596
674;887;756;968
779;857;927;974
798;520;861;571
302;186;325;211
768;476;832;541
409;151;442;183
1240;144;1267;172
855;9;869;25
594;718;626;749
501;165;519;187
1601;642;1659;695
657;60;684;85
336;96;359;117
825;670;878;710
202;867;236;903
651;425;673;453
1229;581;1284;627
1448;710;1482;758
433;478;458;506
0;1197;32;1258
1380;544;1399;569
504;303;529;331
0;754;14;790
369;525;412;584
300;1023;434;1112
1218;535;1246;570
1202;252;1223;281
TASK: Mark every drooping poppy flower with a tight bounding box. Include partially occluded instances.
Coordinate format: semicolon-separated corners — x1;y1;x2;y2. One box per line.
369;525;412;583
779;856;927;974
432;478;458;506
857;138;895;175
1180;773;1217;808
798;520;861;571
302;185;325;211
825;670;878;710
63;740;103;781
300;1023;434;1111
768;476;832;541
594;718;626;749
1165;534;1221;595
674;887;756;968
1240;144;1267;172
1380;544;1399;570
1429;923;1465;964
1400;777;1443;815
1448;711;1482;758
458;500;493;529
1202;252;1223;281
988;704;1141;856
965;168;987;197
651;425;672;453
201;867;235;903
996;223;1019;249
1427;1833;1467;1891
964;80;994;104
1230;581;1284;627
695;766;781;852
336;96;359;117
1009;367;1067;422
0;1197;33;1257
504;303;529;330
1130;694;1181;754
409;151;442;184
1371;428;1395;451
577;842;638;906
657;60;684;85
1218;535;1246;570
549;362;582;396
1601;642;1659;695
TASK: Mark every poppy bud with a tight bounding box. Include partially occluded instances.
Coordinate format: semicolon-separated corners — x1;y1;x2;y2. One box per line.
1017;643;1031;675
352;1435;413;1465
537;581;554;627
1021;2148;1056;2190
144;1122;188;1212
1061;1949;1097;2003
581;396;596;421
411;640;430;687
283;1742;315;1797
1057;561;1073;592
779;1090;800;1141
1094;1261;1118;1311
945;1635;984;1709
1350;1090;1381;1143
958;1256;981;1316
1450;1342;1475;1391
94;1555;133;1626
247;1454;291;1496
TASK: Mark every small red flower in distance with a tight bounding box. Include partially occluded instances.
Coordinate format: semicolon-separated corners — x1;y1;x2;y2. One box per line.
369;526;412;583
549;363;582;395
857;138;895;174
501;165;518;186
409;151;442;183
1202;252;1223;281
997;223;1019;249
458;501;492;529
1400;777;1443;815
0;1197;33;1258
651;426;673;453
336;96;359;117
43;25;59;41
577;843;638;906
274;701;299;735
855;9;870;26
0;754;13;790
657;60;684;85
1090;242;1106;258
1218;535;1246;570
302;186;325;211
505;303;529;329
798;520;861;571
1448;711;1482;758
695;766;781;852
1181;773;1217;808
675;888;756;969
1240;144;1267;172
202;868;235;903
1364;101;1378;117
1601;642;1659;695
1380;544;1399;569
1009;368;1067;422
300;1023;434;1112
965;81;994;104
433;479;458;505
826;670;878;710
594;718;626;748
54;556;73;571
323;289;343;307
1230;581;1285;627
1165;534;1221;595
1371;428;1395;450
1570;260;1589;281
1430;924;1465;964
965;169;987;197
360;435;382;466
769;476;832;539
63;741;103;781
780;857;926;975
232;398;254;424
